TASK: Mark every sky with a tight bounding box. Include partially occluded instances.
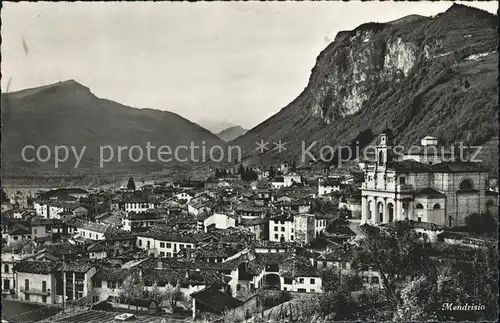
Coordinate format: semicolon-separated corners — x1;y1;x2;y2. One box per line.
1;1;497;131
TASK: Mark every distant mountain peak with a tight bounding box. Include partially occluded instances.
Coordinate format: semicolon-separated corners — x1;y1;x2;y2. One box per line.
217;125;248;142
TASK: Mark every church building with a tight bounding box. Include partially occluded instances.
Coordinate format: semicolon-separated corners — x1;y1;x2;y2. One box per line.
361;130;491;227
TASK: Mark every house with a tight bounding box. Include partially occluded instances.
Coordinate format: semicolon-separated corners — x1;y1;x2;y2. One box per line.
68;218;111;241
361;131;490;227
13;261;59;304
2;252;25;296
191;285;243;320
54;260;97;303
238;218;268;241
122;210;167;232
175;192;193;203
5;224;32;246
136;228;198;258
318;178;341;197
255;253;323;293
90;267;134;303
269;215;294;243
203;213;236;232
123;199;157;214
188;197;213;216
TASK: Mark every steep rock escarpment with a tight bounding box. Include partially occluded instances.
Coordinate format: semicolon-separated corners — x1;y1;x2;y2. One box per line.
233;4;498;174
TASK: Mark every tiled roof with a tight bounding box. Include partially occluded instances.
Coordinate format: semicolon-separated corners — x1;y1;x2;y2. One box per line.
239;218;268;226
38;309;166;323
94;267;136;282
136;227;198;243
391;160;488;173
191;286;243;314
68;218;111;234
104;227;136;240
14;260;60;274
55;259;94;273
279;256;321;279
415;187;446;198
9;224;31;235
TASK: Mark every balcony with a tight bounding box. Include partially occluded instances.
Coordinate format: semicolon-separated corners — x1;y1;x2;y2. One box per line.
20;287;51;296
396;184;414;193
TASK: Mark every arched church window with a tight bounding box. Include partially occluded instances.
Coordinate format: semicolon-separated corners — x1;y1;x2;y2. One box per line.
433;203;440;209
459;178;474;190
416;203;424;209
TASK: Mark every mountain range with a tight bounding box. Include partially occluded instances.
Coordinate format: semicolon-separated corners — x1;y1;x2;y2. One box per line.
1;4;498;177
231;4;498;175
1;80;225;175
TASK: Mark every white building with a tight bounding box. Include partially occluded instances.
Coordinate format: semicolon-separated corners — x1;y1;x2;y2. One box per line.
361;131;490;227
203;213;236;232
136;229;196;258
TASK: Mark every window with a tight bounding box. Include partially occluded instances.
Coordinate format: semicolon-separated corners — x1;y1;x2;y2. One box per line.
42;296;47;303
139;240;142;246
433;203;441;209
399;177;406;184
281;227;285;232
42;281;46;292
362;276;369;283
418;217;422;223
274;234;278;240
180;244;184;249
290;235;294;241
160;252;165;257
4;265;8;273
167;243;172;248
160;242;165;248
297;288;306;292
299;278;304;284
284;278;292;284
186;245;191;249
93;279;102;288
310;289;315;293
109;281;117;289
310;278;315;284
147;241;151;248
371;277;379;284
93;296;100;302
274;227;278;231
166;252;172;258
416;204;424;209
459;178;474;190
34;229;37;235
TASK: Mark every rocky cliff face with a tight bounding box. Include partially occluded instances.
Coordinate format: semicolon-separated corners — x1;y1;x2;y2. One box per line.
233;4;498;174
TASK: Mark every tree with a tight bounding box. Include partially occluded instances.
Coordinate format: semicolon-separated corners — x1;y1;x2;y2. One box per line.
120;271;144;314
237;164;245;175
164;283;184;312
465;212;498;235
321;270;340;293
394;275;435;322
127;177;136;191
352;222;431;305
148;282;167;313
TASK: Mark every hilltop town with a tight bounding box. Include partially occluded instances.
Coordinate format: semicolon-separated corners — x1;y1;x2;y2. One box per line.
1;132;498;322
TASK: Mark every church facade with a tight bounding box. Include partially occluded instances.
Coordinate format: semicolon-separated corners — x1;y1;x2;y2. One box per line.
361;131;491;227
